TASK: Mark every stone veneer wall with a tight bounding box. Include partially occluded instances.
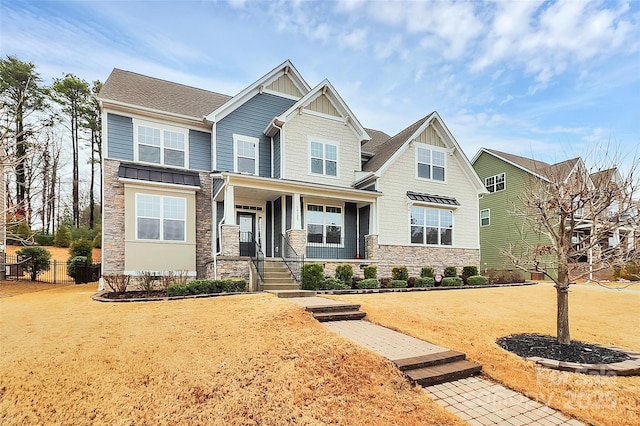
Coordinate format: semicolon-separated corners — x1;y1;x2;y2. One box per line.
103;159;125;274
220;225;240;257
285;229;306;257
195;172;213;277
205;257;250;280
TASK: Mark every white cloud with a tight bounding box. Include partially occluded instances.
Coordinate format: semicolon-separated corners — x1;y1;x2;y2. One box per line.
340;28;368;49
335;0;366;12
374;35;405;60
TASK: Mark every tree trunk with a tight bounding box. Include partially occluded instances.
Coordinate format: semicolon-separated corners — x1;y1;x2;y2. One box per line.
556;284;570;344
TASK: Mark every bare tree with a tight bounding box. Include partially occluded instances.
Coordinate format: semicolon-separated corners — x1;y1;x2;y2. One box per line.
83;80;102;230
504;154;639;344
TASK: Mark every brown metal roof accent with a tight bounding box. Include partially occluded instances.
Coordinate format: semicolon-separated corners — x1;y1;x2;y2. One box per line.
99;69;231;119
118;163;201;187
363;113;435;173
407;191;460;206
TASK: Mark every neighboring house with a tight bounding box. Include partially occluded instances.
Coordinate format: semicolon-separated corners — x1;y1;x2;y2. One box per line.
0;145;5;280
99;60;485;288
472;148;637;280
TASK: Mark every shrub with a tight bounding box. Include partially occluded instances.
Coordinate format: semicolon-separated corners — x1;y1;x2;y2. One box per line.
69;238;93;264
93;232;102;248
54;226;72;248
357;278;380;289
420;267;434;278
442;276;463;286
9;220;32;245
335;264;353;285
390;279;408;288
364;265;377;279
167;278;247;296
351;276;362;288
103;274;131;293
16;246;51;281
392;266;409;281
379;277;391;288
323;277;349;290
407;276;416;287
67;256;88;279
467;275;489;286
443;266;458;277
621;261;640;281
167;284;189;297
415;277;435;287
136;271;156;293
302;263;324;290
34;232;54;246
462;266;478;277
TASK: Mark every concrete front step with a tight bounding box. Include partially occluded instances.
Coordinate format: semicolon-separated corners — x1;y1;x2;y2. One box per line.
305;304;362;314
263;284;300;291
312;310;367;322
404;359;482;387
266;290;316;298
393;350;466;371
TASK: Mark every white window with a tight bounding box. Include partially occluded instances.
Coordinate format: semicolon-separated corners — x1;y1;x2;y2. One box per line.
480;209;490;227
416;145;446;181
306;204;342;244
309;140;338;177
485;173;505;193
136;194;186;241
135;120;187;168
410;206;453;246
233;134;259;175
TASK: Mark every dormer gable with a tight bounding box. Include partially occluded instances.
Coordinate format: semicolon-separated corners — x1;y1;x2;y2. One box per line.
206;60;310;123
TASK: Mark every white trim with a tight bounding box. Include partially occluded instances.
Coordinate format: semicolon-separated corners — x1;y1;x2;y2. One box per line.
211;122;217;172
484;172;506;193
415;142;447;184
472;148;550;183
304;201;345;247
262;88;299;101
132;118;189;169
120;179;200;192
99;98;203;122
308;136;340;179
135;193;187;242
232;134;260;175
480;208;490;227
408;205;455;246
124;270;197;277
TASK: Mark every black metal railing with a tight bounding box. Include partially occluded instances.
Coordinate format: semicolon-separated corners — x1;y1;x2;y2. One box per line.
306;237;363;259
240;232;264;281
2;253;101;284
279;234;304;283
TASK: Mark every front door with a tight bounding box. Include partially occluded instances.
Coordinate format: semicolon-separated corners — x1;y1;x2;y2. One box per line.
238;212;256;257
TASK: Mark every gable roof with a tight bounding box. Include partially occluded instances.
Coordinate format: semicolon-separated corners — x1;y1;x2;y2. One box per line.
361;128;392;155
474;149;583;183
99;69;231;120
362;113;435;172
206;60;310;123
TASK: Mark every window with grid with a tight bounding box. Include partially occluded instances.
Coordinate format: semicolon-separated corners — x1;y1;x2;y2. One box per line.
306;204;342;244
410;206;453;246
485;173;505;193
310;141;338;176
416;145;445;181
136;123;186;167
136;194;186;241
480;209;490;227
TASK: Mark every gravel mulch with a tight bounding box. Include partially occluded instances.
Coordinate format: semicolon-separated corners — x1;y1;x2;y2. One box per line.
497;333;630;364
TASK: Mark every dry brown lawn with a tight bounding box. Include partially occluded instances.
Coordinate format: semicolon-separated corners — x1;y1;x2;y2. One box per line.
0;285;463;426
328;283;640;426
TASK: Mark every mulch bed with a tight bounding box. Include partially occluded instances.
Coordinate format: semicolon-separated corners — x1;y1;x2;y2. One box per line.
497;333;630;364
100;290;168;300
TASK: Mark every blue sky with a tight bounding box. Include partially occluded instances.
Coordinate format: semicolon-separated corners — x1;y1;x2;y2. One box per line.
1;0;639;166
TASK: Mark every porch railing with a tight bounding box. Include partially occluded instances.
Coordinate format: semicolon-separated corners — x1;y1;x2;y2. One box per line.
306;237;363;259
240;232;264;281
280;234;304;283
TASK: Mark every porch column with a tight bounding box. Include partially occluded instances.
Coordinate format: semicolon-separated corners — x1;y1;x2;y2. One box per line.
220;224;240;257
370;200;378;234
292;193;302;229
224;184;235;224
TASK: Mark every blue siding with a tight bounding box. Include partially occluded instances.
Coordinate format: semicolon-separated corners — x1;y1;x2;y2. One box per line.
274;197;282;257
273;132;281;179
216;93;295;176
358;205;370;257
189;130;211;171
107;113;133;161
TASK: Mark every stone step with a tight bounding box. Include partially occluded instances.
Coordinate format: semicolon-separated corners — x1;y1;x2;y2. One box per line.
305;304;362;314
312;310;367;322
262;283;300;291
393;350;467;371
404;360;482;387
262;273;294;279
266;290;316;298
262;276;297;283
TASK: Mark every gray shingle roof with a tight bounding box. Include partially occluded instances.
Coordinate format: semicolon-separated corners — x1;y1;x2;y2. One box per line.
363;113;435;172
118;163;201;187
362;128;391;153
407;191;460;206
484;149;581;182
99;69;231;119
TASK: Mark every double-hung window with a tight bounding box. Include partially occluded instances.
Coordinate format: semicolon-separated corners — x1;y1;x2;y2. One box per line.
307;204;342;244
416;145;446;181
233;134;259;175
480;209;490;227
485;173;505;193
410;206;453;246
136;194;186;241
310;140;338;177
136;120;187;168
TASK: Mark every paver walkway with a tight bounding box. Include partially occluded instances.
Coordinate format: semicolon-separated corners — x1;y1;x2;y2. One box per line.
288;296;586;426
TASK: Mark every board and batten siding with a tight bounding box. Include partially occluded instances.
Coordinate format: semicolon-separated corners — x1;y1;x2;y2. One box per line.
377;136;479;248
107;113;134;161
216;93;295;176
283;112;361;187
473;152;553;272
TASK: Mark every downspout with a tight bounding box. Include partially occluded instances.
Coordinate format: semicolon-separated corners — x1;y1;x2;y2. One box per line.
213;175;230;280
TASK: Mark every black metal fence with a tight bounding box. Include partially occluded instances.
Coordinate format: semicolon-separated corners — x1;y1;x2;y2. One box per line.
306;237;362;259
1;253;101;284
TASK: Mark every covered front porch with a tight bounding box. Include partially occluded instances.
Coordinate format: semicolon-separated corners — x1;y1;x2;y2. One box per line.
212;172;381;267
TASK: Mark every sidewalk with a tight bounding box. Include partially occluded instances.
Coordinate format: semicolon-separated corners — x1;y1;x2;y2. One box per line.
288;296;585;426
